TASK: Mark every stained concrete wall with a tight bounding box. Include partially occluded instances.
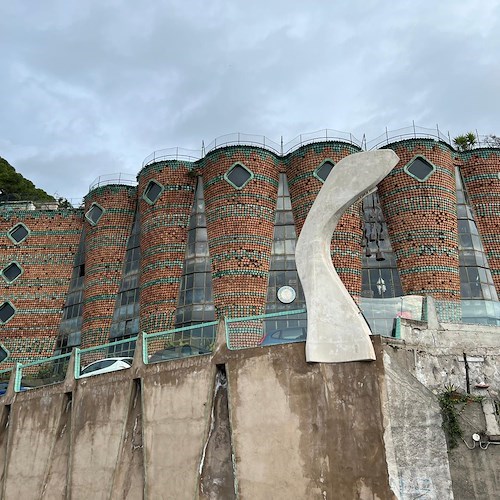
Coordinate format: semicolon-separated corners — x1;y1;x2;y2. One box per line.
383;319;500;499
390;319;500;399
0;323;498;499
225;343;394;499
380;346;453;499
0;337;396;499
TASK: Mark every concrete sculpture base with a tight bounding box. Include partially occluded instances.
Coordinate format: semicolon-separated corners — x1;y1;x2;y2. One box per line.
296;150;399;363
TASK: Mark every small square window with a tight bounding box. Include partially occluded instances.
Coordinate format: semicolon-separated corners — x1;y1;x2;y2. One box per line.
8;223;29;244
143;179;163;204
0;302;15;324
85;203;104;225
2;262;23;283
404;156;436;182
224;163;253;189
314;160;335;183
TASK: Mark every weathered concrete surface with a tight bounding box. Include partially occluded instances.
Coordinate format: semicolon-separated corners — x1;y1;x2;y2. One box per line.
381;346;454;499
109;379;144;500
296;150;399;363
70;376;134;499
142;355;215;500
2;391;68;499
227;343;395;499
0;326;498;499
447;402;500;500
41;393;72;499
199;369;236;499
391;319;500;399
383;323;500;499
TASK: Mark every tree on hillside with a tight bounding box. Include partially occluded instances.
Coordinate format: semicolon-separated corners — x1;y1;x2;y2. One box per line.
0;157;54;202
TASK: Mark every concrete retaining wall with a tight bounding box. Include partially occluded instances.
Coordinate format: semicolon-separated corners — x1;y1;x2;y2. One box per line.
0;326;498;499
0;340;396;499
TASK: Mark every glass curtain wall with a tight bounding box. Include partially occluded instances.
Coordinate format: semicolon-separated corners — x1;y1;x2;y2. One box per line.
108;210;141;356
55;228;86;356
360;191;404;334
456;167;499;324
174;177;216;348
265;173;306;334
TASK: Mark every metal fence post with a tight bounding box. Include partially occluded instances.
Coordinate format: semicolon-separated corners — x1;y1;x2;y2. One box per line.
74;348;81;379
14;363;22;392
224;317;230;349
142;331;148;365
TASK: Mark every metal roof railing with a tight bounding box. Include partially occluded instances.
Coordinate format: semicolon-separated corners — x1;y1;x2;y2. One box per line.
88;173;137;192
142;129;362;167
142;147;202;167
283;129;362;154
367;124;452;150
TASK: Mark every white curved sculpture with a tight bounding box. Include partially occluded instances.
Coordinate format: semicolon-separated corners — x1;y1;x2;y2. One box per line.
295;150;399;363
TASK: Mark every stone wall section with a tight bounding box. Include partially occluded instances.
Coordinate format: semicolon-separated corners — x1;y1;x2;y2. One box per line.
202;147;279;334
378;140;461;320
81;185;136;348
137;161;196;334
0;209;82;363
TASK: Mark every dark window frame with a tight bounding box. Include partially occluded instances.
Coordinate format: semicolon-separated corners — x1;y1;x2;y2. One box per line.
7;223;30;245
313;159;335;183
1;261;23;283
224;162;254;190
85;202;105;226
142;179;164;205
0;301;16;324
404;155;436;182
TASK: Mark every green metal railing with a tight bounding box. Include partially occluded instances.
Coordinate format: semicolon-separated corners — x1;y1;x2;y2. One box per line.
74;336;139;379
14;352;72;391
1;298;498;390
0;367;13;380
142;321;218;364
225;308;307;350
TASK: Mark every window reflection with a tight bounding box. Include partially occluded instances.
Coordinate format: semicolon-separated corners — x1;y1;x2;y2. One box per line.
55;228;86;355
455;168;498;301
108;211;141;357
361;192;403;298
265;173;306;332
174;178;216;346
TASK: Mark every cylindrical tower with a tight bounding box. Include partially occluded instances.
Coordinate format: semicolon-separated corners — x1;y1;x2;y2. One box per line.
287;142;364;298
138;161;196;334
460;149;500;295
378;139;461;320
81;185;136;348
202;146;280;329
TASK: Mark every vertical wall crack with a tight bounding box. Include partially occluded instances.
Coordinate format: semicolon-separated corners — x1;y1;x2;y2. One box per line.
199;365;236;499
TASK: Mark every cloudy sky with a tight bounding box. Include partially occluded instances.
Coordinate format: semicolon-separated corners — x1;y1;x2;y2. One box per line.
1;0;499;202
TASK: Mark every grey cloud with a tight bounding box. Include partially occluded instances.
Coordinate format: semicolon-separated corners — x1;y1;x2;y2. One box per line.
1;0;500;199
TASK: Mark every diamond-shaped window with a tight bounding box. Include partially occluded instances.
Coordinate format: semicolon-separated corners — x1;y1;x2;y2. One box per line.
8;223;29;244
85;203;105;225
404;156;436;182
2;262;23;283
143;179;163;204
0;302;15;324
224;163;253;189
314;160;335;183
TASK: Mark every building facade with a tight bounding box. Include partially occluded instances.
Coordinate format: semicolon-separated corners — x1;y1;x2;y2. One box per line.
1;134;499;364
